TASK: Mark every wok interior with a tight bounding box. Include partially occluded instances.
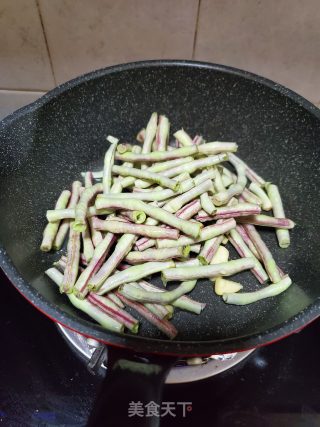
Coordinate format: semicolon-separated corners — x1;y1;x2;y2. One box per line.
0;63;319;343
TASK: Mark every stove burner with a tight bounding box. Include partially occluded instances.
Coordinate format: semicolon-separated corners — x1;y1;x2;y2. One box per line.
57;325;254;383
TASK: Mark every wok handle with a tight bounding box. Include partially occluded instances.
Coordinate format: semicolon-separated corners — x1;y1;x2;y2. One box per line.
88;345;177;427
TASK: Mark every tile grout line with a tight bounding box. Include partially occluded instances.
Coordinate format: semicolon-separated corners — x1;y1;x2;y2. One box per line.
192;0;201;60
35;0;57;87
0;88;48;93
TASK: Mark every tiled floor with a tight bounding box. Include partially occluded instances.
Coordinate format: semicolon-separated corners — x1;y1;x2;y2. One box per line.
1;1;320;104
0;0;54;90
38;0;199;84
0;90;45;120
194;0;320;104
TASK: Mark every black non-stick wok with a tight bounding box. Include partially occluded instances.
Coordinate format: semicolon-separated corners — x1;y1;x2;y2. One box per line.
0;60;319;426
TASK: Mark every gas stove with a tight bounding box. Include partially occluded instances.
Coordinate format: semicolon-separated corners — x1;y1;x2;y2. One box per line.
1;268;319;426
57;323;255;384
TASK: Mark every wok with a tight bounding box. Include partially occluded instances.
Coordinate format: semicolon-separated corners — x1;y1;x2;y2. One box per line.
0;60;319;426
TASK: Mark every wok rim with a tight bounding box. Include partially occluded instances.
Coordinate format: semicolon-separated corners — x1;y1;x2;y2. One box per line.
1;59;319;356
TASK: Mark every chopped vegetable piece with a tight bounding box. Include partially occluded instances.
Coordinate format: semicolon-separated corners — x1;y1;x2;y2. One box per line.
237;214;295;229
95;198;202;239
45;268;124;332
157;218;236;249
40;190;71;252
74;183;103;232
92;218;179;239
162;257;255;283
174;129;193;147
53;181;82;250
156;115;170;151
228;228;269;284
113;165;180;191
223;276;292;305
215;278;243;295
103;136;119;194
89;234;137;292
249;182;272;211
125;246;190;264
119;280;196;304
266;183;291;248
242;224;282;283
73;233;116;298
116;292;177;339
61;225;81;293
142;112;158;154
98;261;175;294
